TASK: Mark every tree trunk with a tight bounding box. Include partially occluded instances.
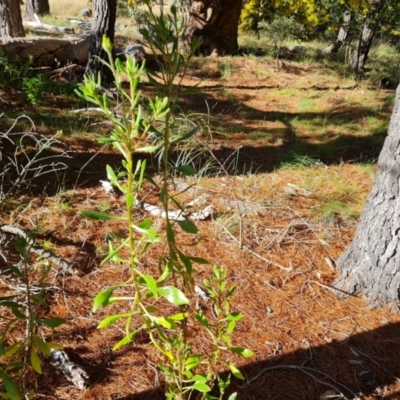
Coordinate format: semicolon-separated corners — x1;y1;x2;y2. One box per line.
351;0;384;76
0;0;25;37
335;82;400;310
86;0;117;83
25;0;50;18
323;10;352;54
180;0;243;56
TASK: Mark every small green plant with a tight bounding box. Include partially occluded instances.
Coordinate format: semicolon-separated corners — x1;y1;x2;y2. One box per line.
22;74;50;106
0;234;64;400
0;52;33;85
265;16;298;60
218;59;233;80
76;3;252;398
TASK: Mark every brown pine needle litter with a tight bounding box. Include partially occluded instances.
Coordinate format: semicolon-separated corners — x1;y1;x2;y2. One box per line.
1;52;399;400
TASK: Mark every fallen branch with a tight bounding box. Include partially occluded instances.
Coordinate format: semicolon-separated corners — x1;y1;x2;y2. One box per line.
23;13;74;34
50;350;89;389
351;346;400;383
0;225;79;276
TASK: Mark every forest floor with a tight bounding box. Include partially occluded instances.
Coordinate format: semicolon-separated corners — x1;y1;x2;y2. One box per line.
1;30;400;400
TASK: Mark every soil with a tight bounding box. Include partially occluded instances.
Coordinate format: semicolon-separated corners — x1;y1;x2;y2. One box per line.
1;49;400;400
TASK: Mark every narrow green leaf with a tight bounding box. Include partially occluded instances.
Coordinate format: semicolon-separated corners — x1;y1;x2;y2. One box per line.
169;312;188;321
0;301;21;308
228;393;238;400
11;307;26;319
190;374;208;383
195;311;209;328
227;284;237;297
223;312;243;322
157;286;190;306
80;211;123;221
226;320;236;333
4;343;22;357
41;317;65;328
152;316;176;329
112;329;140;351
188;256;209;264
30;348;42;373
228;363;244;379
169;126;199;144
0;371;20;399
135;145;160;153
177;219;198;234
0;344;5;356
47;342;63;351
97;313;131;328
191;381;211;392
93;287;117;312
106;164;123;191
146;305;158;313
126;193;134;208
136;219;153;230
142;275;158;298
229;347;254;358
185;355;200;370
7;265;23;277
177;251;193;274
166;223;175;244
222;335;233;347
34;337;51;356
157;260;172;282
175;165;196;176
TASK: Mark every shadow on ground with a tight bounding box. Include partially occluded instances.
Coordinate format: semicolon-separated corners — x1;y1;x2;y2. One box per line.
110;321;400;399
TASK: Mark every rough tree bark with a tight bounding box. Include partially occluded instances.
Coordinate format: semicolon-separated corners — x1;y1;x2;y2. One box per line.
179;0;243;56
352;0;384;75
323;10;352;54
86;0;117;83
0;0;25;37
25;0;50;18
335;82;400;310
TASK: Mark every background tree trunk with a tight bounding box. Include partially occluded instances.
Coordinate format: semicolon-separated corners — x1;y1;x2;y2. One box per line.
335;82;400;310
0;0;25;37
180;0;243;56
323;10;352;54
25;0;50;18
86;0;117;83
352;0;384;75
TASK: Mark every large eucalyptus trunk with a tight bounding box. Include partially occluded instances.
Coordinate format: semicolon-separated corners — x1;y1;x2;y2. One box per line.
0;0;25;37
25;0;50;18
352;0;384;75
86;0;117;83
335;82;400;309
180;0;243;56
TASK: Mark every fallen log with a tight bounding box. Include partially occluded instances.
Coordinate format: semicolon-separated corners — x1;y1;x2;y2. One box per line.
0;35;90;67
23;13;74;34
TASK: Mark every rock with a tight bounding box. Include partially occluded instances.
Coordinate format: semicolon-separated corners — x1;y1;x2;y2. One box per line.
121;44;147;64
288;45;308;54
79;8;92;18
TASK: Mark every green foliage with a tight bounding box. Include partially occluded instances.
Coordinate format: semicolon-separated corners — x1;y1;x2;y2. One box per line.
0;52;33;85
22;74;51;107
240;0;400;42
76;4;252;398
0;235;64;399
266;16;298;57
0;52;53;106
